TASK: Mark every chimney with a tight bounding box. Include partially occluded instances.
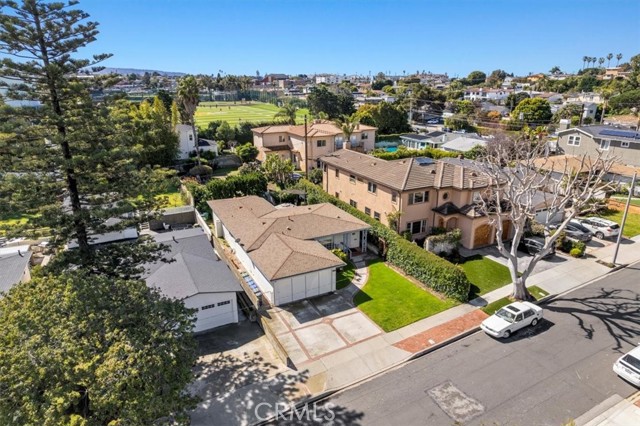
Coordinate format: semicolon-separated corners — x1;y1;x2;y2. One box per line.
558;119;570;131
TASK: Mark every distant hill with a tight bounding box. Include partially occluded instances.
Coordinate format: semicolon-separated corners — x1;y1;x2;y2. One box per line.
95;67;186;77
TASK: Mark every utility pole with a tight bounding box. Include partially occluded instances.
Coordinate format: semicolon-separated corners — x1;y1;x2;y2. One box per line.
579;103;585;126
304;114;308;176
612;171;637;265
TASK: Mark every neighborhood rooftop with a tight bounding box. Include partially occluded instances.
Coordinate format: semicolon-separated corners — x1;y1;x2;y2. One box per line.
321;149;491;191
143;227;241;299
0;251;32;294
252;120;376;138
558;125;640;143
208;195;369;252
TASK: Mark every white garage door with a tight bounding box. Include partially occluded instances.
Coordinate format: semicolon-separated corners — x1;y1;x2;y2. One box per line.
273;268;336;306
194;298;236;332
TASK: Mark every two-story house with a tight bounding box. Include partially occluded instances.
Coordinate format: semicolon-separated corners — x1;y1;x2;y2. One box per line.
321;150;506;249
557;125;640;166
252;120;377;172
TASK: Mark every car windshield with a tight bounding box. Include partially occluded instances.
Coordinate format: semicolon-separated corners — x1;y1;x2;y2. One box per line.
495;308;516;323
570;223;590;233
621;354;640;372
609;224;620;229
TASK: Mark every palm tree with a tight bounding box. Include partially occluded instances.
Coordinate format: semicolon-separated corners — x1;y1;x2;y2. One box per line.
616;53;623;66
274;102;298;125
334;115;360;150
607;53;613;68
598;57;605;68
177;75;202;164
582;56;588;69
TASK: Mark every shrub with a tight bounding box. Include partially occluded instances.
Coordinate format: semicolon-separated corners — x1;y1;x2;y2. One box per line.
294;180;471;301
185;172;267;213
188;165;213;177
372;146;459;161
570;248;583;258
308;168;323;185
331;248;348;263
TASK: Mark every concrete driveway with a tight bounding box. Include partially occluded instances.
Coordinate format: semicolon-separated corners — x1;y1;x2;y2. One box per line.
263;291;384;367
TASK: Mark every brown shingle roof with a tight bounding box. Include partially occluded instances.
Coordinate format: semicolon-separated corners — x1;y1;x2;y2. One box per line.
320;150;490;191
207;196;369;278
250;234;345;280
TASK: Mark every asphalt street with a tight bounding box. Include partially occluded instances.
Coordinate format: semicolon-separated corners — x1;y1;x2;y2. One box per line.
309;262;640;426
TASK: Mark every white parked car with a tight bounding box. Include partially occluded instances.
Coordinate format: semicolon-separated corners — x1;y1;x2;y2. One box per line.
613;345;640;387
575;217;620;240
481;301;543;339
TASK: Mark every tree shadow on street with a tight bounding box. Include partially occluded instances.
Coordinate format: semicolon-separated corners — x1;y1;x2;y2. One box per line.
190;351;364;426
545;286;640;351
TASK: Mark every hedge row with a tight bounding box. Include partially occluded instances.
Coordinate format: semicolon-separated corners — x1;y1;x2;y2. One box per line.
372;146;460;161
297;180;470;301
186;172;267;213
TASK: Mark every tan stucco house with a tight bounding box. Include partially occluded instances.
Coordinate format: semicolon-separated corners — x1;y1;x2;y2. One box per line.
557;126;640;166
321;150;507;249
252;120;377;172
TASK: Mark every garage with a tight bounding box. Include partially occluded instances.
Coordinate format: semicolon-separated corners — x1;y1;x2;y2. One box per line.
144;228;242;333
273;268;336;305
473;224;493;248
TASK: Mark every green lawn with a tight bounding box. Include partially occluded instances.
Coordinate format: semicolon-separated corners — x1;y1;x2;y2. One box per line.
598;209;640;237
336;261;356;290
195;101;310;128
211;166;240;177
481;286;549;315
354;260;458;332
459;255;512;299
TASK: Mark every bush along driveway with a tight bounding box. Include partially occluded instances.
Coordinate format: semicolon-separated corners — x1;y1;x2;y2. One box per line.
354;260;457;332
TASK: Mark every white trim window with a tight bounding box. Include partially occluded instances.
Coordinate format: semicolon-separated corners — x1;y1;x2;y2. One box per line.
367;182;377;194
408;191;429;205
364;207;371;216
361;132;369;140
406;219;427;235
567;135;581;146
391;192;398;203
316;139;327;147
621;141;630;148
600;139;610;151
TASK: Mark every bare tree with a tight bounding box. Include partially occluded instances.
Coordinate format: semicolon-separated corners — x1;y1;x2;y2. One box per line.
476;134;615;300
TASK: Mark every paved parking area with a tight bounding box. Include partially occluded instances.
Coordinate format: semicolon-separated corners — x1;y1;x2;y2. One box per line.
263;292;384;366
465;245;570;275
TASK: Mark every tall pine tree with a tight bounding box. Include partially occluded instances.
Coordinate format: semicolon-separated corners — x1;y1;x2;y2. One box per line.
0;0;166;276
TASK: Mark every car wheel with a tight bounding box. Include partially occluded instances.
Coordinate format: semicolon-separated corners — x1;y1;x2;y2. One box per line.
502;330;511;339
595;231;604;239
531;318;539;327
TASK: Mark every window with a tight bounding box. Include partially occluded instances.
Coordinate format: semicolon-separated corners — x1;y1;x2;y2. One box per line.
621;141;630;148
472;191;482;203
323;163;327;171
188;134;193;141
335;192;340;199
201;304;216;311
442;192;449;200
392;192;398;203
523;309;535;319
349;174;356;184
515;313;523;322
316;139;326;148
600;139;610;151
568;135;581;146
279;135;285;142
350;199;357;208
406;220;427;234
335;168;339;178
365;207;371;216
368;182;377;194
408;191;429;205
361;132;369;140
217;300;231;307
374;212;381;221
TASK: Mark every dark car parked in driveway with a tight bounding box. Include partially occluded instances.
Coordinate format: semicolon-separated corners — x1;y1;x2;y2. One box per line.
517;237;555;258
565;221;593;242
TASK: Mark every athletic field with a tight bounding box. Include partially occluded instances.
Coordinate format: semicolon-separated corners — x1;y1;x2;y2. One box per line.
195;101;309;128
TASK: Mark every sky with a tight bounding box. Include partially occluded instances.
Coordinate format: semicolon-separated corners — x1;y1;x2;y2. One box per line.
77;0;640;77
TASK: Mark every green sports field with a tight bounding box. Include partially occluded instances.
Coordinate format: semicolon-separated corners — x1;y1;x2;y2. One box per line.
195;101;309;128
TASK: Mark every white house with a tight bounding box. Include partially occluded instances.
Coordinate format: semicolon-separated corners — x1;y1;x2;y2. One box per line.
209;196;370;306
144;228;242;332
0;245;32;295
176;124;218;160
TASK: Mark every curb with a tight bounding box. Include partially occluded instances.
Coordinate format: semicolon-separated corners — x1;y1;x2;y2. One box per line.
253;258;640;425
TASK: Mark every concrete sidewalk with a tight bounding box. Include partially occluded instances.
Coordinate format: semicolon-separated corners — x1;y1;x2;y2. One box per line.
297;235;640;396
575;393;640;426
